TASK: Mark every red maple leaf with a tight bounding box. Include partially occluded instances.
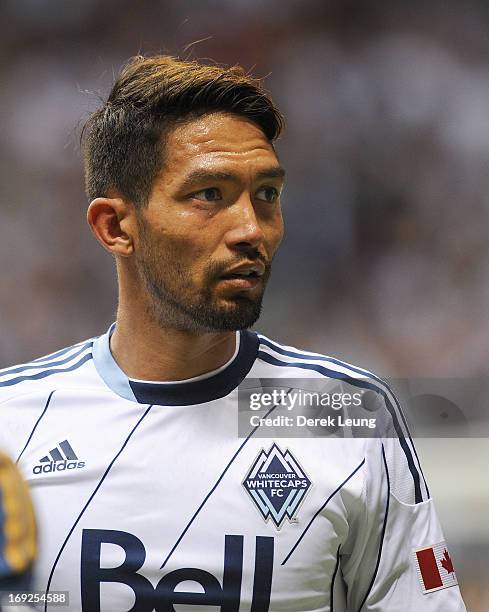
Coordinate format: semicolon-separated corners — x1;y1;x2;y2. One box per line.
440;549;455;575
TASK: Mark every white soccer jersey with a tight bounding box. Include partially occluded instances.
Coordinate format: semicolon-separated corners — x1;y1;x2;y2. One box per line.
0;325;466;611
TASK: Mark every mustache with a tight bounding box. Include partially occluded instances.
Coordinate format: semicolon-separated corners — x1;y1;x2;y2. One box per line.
206;252;271;279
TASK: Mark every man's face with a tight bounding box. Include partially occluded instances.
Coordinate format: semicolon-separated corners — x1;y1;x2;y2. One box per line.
133;112;285;332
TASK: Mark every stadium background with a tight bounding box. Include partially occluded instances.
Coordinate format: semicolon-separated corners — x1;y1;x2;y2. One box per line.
0;0;487;607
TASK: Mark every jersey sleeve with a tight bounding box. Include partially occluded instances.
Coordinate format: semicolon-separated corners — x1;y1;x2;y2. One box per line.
339;430;467;610
0;451;37;588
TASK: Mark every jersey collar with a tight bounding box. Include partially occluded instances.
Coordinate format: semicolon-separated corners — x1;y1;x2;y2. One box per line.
92;323;259;406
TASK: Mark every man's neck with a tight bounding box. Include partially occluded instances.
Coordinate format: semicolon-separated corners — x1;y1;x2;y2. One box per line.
109;313;237;382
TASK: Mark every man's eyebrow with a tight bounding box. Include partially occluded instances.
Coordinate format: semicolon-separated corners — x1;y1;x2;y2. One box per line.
255;166;286;181
178;166;286;190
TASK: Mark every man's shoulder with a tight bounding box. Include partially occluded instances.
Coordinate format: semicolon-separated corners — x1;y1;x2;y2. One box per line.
0;336;97;404
254;331;386;389
253;333;430;503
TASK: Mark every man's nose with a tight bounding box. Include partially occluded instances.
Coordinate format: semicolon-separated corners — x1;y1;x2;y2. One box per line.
224;194;265;251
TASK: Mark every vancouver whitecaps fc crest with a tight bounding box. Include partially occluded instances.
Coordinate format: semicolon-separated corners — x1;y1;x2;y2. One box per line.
242;444;312;529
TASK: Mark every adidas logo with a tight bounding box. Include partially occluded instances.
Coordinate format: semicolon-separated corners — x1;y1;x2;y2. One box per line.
33;440;85;475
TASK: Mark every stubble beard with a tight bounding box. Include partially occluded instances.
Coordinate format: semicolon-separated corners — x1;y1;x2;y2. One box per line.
134;222;271;333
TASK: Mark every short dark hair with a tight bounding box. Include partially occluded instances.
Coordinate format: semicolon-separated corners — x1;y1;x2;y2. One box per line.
81;54;284;208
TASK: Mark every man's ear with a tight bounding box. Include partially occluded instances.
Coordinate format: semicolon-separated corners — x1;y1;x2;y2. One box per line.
87;197;136;257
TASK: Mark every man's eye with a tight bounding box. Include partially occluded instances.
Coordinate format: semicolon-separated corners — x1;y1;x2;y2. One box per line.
256;187;279;203
192;188;222;202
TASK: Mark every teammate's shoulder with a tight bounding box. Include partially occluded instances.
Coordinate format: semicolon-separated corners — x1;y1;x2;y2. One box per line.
255;332;385;386
0;336;96;402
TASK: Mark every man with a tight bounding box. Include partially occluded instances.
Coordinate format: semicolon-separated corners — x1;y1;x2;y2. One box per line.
0;55;466;610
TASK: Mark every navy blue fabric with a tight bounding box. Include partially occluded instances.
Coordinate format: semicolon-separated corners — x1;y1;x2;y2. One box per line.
129;330;259;406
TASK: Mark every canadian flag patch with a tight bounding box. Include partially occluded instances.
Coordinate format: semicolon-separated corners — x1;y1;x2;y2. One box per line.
414;541;458;594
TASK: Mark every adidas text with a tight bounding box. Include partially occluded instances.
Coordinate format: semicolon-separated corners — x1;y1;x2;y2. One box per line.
33;460;85;474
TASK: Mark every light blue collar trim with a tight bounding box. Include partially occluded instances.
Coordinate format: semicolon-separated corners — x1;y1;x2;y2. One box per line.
92;322;259;406
92;323;137;402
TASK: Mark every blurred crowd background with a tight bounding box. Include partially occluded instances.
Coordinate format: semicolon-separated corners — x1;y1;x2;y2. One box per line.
0;0;487;607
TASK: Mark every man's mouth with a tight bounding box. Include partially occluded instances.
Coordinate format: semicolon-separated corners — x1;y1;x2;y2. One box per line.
220;270;260;280
218;263;265;290
220;262;266;280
